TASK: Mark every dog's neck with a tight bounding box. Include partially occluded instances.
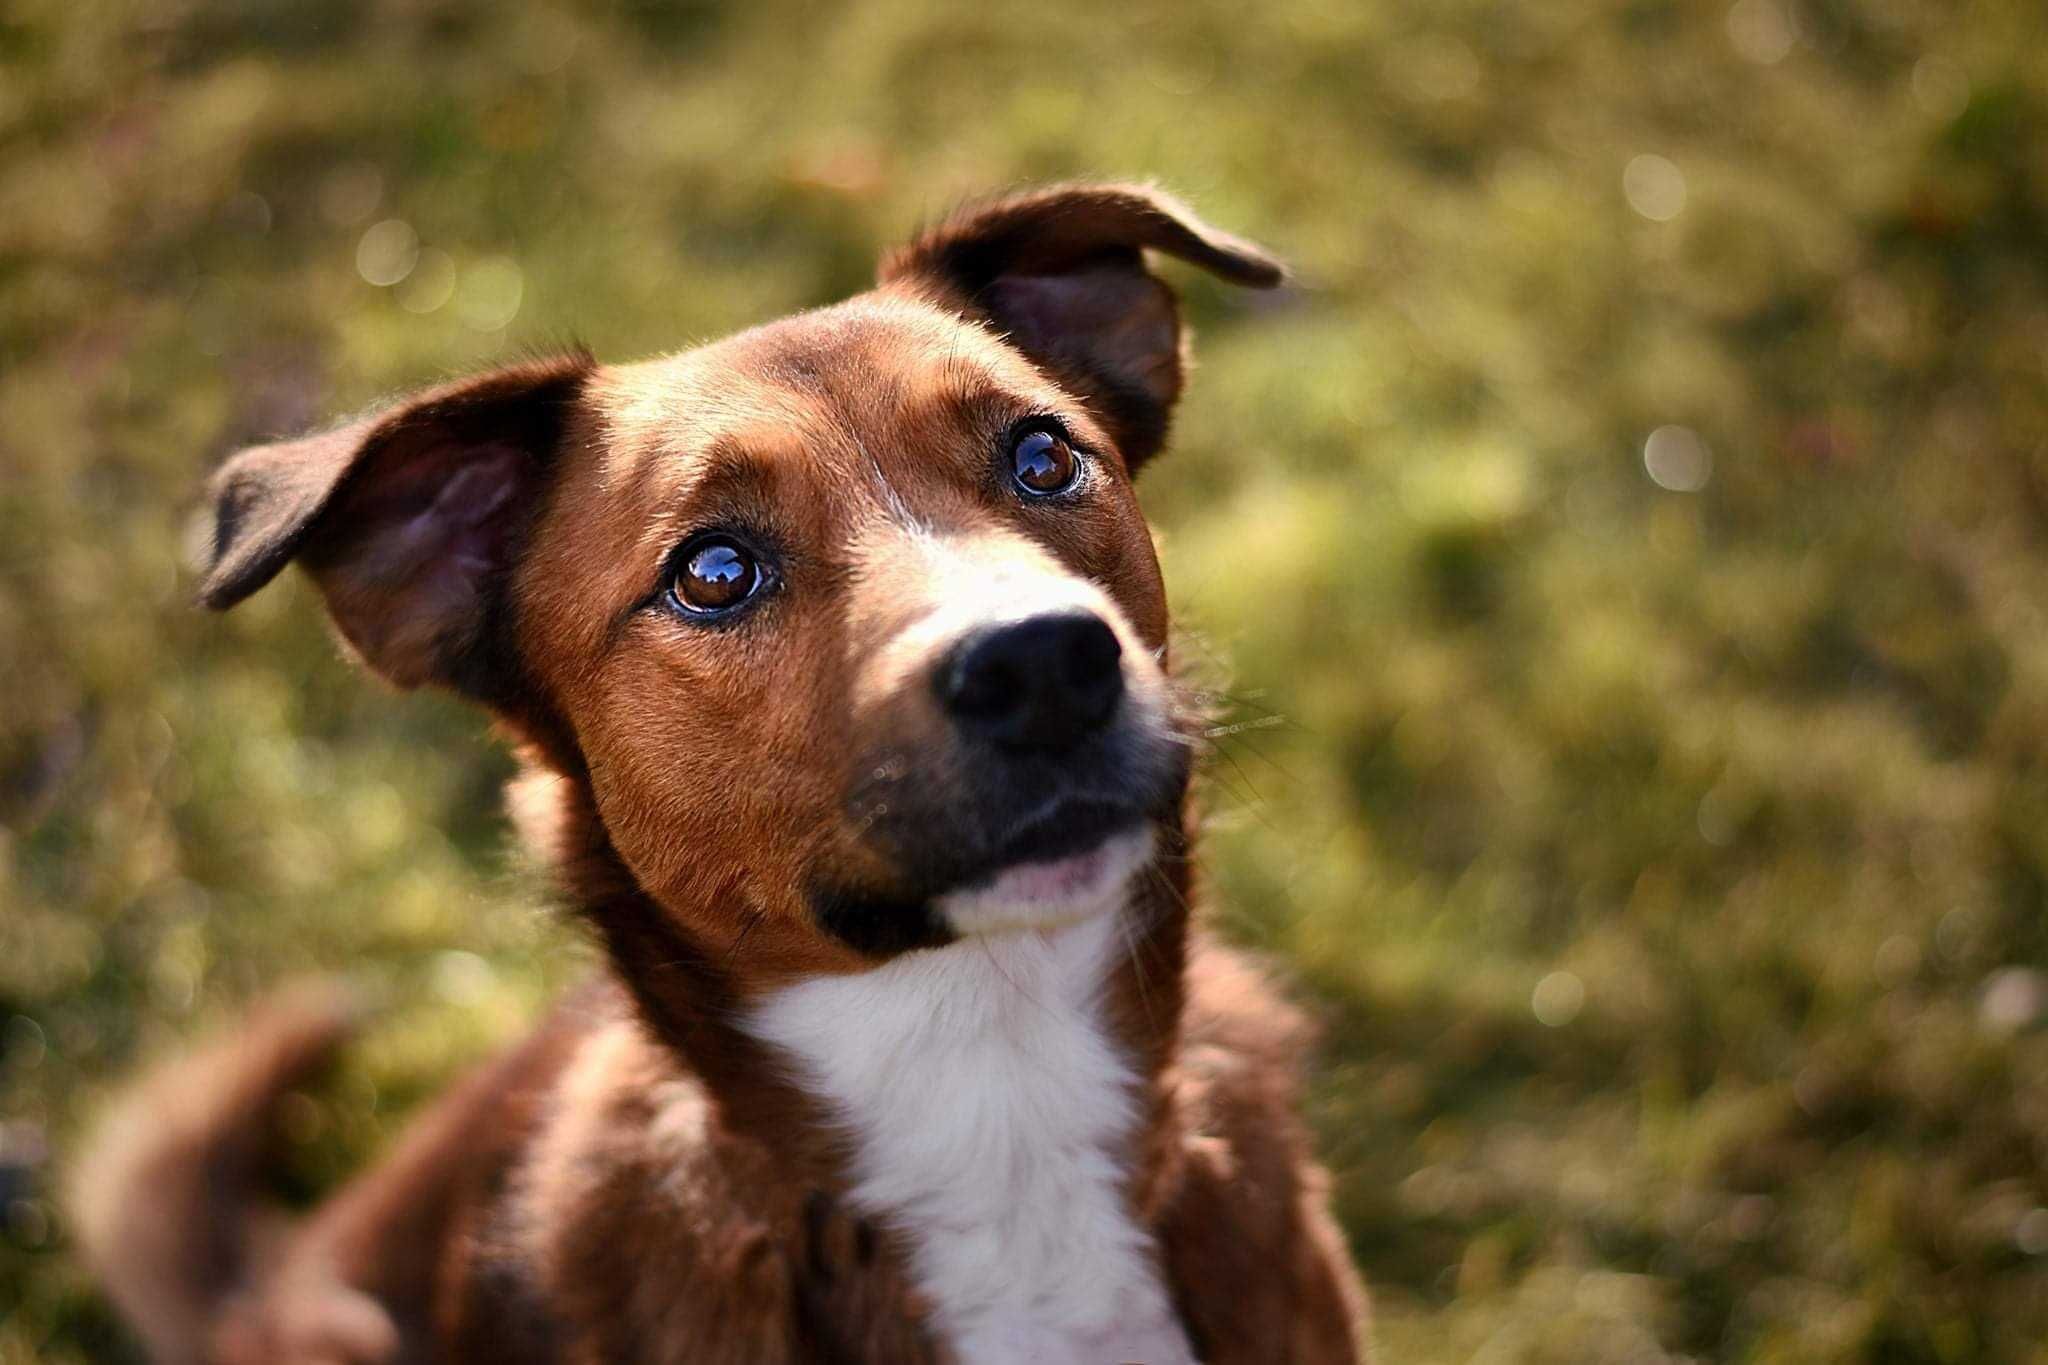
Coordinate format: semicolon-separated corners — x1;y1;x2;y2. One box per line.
538;766;1195;1358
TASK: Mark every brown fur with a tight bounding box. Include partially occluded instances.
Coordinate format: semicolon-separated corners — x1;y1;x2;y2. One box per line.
78;184;1368;1362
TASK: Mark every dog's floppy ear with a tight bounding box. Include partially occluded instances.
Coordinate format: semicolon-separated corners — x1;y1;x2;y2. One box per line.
195;352;594;697
879;183;1284;469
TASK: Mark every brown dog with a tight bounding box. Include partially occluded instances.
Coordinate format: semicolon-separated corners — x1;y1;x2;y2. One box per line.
75;184;1368;1363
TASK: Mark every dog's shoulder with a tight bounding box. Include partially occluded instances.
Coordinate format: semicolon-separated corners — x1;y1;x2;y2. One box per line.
499;1002;934;1362
1160;937;1371;1362
1180;932;1318;1083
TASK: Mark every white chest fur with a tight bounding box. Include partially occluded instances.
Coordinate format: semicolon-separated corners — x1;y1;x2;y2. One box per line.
747;913;1194;1364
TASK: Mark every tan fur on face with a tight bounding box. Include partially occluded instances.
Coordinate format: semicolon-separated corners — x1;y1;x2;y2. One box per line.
511;296;1176;984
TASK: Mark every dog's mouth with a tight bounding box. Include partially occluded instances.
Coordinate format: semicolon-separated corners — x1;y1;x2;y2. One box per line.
815;725;1189;958
981;797;1146;873
805;805;1157;957
935;802;1154;936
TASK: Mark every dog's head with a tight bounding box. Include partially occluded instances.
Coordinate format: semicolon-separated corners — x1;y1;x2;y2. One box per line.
197;184;1282;978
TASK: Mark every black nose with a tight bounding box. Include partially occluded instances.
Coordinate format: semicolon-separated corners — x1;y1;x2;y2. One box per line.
936;611;1125;753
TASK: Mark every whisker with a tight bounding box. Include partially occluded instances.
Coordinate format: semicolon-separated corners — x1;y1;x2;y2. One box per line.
1120;884;1158;1028
719;906;768;973
974;934;1061;1021
1203;714;1288;740
1212;728;1308;789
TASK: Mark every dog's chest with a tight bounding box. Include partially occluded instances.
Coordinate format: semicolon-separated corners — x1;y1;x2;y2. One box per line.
748;915;1194;1364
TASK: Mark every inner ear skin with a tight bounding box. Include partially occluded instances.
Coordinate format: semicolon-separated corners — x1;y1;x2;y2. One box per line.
196;352;595;718
980;265;1187;467
300;441;537;690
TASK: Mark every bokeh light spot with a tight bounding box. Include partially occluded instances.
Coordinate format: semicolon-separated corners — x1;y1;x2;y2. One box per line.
433;949;495;1005
356;219;419;287
456;255;524;331
1980;967;2045;1036
1911;56;1970;120
319;162;384;228
1643;425;1713;492
1532;971;1585;1027
1725;0;1796;65
4;1016;47;1070
1624;154;1687;221
399;248;458;315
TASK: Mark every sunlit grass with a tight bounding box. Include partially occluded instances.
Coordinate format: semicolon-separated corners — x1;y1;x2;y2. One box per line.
4;0;2048;1360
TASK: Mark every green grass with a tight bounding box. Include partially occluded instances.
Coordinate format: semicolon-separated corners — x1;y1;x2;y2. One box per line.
5;0;2048;1359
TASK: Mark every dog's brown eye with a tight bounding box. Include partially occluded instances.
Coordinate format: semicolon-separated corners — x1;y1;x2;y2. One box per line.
1011;428;1079;496
671;538;761;614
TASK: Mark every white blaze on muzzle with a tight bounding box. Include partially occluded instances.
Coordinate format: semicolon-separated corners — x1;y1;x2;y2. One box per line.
850;528;1169;721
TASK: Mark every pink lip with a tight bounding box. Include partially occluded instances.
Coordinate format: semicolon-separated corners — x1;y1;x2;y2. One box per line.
939;827;1155;934
974;842;1115;903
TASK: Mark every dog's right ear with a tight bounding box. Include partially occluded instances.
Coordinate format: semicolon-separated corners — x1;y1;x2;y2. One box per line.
196;353;593;698
879;184;1284;471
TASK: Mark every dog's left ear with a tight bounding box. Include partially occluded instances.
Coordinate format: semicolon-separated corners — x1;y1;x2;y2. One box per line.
880;183;1285;470
194;353;593;700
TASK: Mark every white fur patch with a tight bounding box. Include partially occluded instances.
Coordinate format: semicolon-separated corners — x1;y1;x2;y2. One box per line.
747;905;1194;1364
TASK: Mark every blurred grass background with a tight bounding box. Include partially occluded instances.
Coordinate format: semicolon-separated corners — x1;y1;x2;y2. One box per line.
5;0;2048;1359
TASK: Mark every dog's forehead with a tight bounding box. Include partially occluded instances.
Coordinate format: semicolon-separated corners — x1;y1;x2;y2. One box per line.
530;293;1105;640
595;294;1063;476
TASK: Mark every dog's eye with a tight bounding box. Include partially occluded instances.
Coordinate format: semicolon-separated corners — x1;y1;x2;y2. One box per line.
1010;427;1080;496
670;536;763;615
